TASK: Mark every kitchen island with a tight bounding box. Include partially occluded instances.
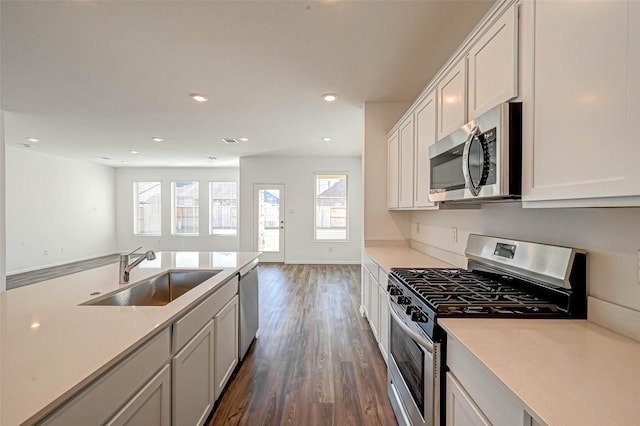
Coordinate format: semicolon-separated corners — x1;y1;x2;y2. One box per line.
0;251;260;426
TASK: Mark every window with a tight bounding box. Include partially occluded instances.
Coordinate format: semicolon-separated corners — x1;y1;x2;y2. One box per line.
172;181;199;235
133;182;161;235
210;182;238;235
314;174;348;241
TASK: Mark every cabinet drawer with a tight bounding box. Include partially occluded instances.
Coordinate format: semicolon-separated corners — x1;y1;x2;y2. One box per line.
447;337;525;425
173;275;238;352
361;252;379;282
41;329;170;426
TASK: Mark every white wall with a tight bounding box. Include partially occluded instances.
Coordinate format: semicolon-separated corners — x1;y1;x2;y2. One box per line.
239;156;362;264
412;203;640;312
116;167;240;253
363;102;412;244
6;147;117;273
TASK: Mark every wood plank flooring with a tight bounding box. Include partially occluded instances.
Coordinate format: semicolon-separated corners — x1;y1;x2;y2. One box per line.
208;264;397;426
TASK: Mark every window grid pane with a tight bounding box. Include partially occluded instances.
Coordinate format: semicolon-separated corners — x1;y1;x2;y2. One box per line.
210;182;238;235
315;174;348;241
172;182;199;235
134;182;161;235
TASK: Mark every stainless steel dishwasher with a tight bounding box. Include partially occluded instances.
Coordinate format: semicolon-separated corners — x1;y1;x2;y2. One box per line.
239;258;259;360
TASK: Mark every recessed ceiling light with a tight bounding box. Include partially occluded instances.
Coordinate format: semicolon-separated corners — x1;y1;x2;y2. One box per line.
238;137;249;142
190;93;208;103
222;138;239;144
120;161;129;165
322;93;338;102
207;156;217;160
26;137;40;143
322;137;332;142
151;137;164;142
129;150;139;154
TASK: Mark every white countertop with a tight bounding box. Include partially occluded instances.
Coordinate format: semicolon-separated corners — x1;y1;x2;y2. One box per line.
440;318;640;425
364;246;454;272
0;251;260;426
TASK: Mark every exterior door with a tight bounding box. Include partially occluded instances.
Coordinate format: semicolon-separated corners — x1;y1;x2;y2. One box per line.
254;184;285;262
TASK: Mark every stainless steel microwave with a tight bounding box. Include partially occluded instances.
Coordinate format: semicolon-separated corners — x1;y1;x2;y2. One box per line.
428;102;522;202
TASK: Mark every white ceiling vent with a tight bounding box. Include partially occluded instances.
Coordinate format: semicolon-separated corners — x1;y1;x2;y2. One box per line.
222;138;239;144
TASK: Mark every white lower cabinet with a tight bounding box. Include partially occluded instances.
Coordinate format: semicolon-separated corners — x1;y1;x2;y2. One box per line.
447;336;537;426
377;283;389;362
361;250;389;364
446;373;490;426
40;274;243;426
214;296;239;400
107;364;171;426
40;330;171;426
172;320;215;426
369;270;380;340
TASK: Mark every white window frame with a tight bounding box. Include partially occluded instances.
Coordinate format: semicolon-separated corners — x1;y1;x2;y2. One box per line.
171;181;200;236
133;181;162;236
313;173;349;242
209;181;238;236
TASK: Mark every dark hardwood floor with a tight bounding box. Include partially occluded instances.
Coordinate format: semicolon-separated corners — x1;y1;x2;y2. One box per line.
208;264;397;426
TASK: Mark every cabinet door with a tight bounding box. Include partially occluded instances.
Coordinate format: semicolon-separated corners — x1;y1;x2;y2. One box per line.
172;320;215;426
387;130;400;209
377;283;389;363
106;365;171;426
437;59;467;140
446;373;490;426
214;296;239;400
369;272;379;340
468;4;518;118
399;115;415;208
413;92;438;208
523;0;640;204
362;265;371;318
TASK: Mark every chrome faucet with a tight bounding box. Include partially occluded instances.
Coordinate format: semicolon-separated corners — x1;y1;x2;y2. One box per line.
119;247;156;284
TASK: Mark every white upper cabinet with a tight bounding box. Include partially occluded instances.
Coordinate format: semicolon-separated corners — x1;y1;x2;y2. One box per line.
399;115;415;208
413;92;438;208
467;4;518;118
521;0;640;206
387;130;400;209
437;58;467;141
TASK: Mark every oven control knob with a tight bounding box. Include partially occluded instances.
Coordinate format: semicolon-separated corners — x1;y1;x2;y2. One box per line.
397;296;411;305
405;305;415;315
389;287;402;296
411;310;428;323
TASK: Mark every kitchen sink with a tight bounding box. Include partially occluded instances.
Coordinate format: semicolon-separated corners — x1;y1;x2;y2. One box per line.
83;270;222;306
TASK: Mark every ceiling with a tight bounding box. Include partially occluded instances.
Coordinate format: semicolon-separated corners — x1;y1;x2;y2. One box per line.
1;0;494;168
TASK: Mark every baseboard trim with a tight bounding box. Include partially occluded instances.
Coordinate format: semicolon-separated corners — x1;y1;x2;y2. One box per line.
284;260;360;265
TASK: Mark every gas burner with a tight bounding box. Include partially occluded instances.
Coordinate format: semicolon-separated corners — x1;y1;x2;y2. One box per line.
390;267;569;318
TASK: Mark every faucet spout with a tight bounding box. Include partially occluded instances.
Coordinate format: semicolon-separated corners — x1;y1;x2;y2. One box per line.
119;249;156;284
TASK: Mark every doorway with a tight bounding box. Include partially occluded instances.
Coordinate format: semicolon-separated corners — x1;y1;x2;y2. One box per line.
253;184;285;262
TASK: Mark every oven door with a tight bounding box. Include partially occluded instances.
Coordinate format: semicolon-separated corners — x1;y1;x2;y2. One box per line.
387;298;440;426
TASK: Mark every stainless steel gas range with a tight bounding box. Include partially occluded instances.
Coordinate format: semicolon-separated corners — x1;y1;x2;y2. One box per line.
386;234;587;426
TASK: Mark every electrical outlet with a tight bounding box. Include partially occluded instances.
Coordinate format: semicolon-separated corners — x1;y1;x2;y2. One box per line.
416;222;421;234
43;249;49;256
452;227;458;243
329;247;333;253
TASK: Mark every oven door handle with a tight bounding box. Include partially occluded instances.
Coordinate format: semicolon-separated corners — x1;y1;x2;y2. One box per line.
387;296;434;353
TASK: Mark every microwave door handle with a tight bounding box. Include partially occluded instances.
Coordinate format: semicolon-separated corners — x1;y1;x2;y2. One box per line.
387;295;434;353
462;126;482;196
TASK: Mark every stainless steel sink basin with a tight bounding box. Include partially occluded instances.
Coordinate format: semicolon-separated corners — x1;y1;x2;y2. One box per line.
83;270;222;306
